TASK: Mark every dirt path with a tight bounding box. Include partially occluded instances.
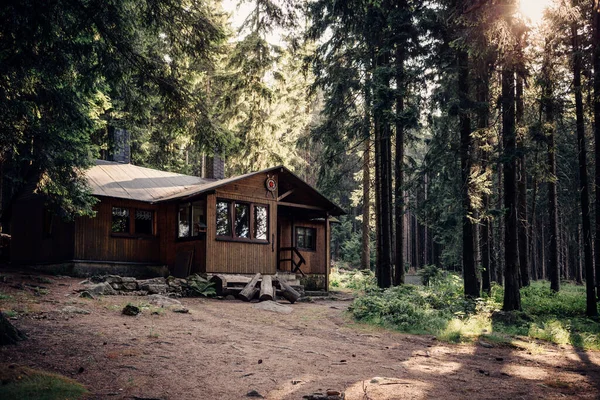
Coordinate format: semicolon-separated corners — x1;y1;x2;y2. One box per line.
1;271;599;399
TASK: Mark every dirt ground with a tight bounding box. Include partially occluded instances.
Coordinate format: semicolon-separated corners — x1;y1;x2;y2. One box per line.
1;270;600;400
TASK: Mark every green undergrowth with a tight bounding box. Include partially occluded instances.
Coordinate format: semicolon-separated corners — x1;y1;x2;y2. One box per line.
0;364;87;400
348;272;600;350
329;267;376;292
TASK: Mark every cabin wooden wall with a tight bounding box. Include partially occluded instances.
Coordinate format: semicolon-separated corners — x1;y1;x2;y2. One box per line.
205;186;278;274
74;198;160;263
11;198;75;263
278;217;327;275
159;202;206;274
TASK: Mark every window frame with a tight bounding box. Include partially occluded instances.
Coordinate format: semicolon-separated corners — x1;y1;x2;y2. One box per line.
177;200;207;241
215;199;269;244
111;206;156;238
295;226;317;252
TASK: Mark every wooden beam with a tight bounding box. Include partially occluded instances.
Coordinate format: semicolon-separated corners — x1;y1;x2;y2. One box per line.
279;279;300;304
278;202;327;211
239;273;261;301
259;275;274;301
277;189;295;201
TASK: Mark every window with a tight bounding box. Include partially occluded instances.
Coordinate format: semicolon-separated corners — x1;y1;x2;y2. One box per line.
216;201;231;236
135;210;154;235
112;206;154;236
296;227;316;251
216;200;268;242
112;207;130;233
254;206;267;240
178;201;206;239
178;203;191;237
235;203;250;238
192;202;205;237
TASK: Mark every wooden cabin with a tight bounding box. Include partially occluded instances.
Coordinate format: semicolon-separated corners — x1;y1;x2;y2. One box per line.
10;161;344;291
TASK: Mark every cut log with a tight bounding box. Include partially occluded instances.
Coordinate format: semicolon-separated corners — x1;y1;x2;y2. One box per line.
239;273;261;302
259;275;274;301
209;275;227;296
279;279;301;304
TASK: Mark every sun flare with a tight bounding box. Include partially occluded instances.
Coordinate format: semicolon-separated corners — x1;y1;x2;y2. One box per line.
519;0;553;25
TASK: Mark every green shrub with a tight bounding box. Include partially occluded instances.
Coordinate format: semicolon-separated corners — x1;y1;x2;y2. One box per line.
329;267;376;291
348;275;600;349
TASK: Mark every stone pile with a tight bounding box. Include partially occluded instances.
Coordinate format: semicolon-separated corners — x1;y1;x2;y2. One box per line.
80;274;212;298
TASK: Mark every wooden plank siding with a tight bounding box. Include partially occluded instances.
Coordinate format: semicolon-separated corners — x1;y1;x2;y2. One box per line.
206;190;278;274
11;198;75;263
159;202;206;274
74;198;160;263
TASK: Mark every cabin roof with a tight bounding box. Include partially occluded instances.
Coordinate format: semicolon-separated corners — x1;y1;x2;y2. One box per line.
86;161;345;215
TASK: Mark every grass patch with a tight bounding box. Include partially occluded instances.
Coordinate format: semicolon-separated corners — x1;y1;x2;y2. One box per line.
0;364;87;400
348;272;600;350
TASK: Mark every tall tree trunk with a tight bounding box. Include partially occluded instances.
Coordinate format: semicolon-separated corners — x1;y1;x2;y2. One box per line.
502;65;521;311
546;97;560;293
458;49;480;298
374;51;393;289
572;23;597;316
362;75;372;272
394;44;405;285
362;138;371;271
496;163;505;284
516;61;530;287
529;176;539;280
593;0;600;299
476;55;491;294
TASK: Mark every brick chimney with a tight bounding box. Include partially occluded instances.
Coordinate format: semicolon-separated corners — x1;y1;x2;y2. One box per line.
108;127;130;164
205;154;224;180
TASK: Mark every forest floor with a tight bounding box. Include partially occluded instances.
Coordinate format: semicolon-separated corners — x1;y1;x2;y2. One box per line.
1;270;599;400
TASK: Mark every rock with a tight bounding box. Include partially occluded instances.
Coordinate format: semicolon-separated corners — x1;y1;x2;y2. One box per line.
225;295;236;301
147;295;181;307
167;276;186;287
326;390;341;396
122;305;141;316
86;282;117;296
139;277;167;285
105;275;123;284
246;390;264;398
121;277;137;283
478;340;494;348
79;291;95;299
252;301;293;314
138;279;168;294
61;306;91;315
122;282;138;291
139;283;168;295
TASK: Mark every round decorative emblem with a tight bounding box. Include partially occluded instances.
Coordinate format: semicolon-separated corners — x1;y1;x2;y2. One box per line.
265;176;277;192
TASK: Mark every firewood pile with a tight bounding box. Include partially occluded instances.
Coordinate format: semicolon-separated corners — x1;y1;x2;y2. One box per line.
209;273;303;304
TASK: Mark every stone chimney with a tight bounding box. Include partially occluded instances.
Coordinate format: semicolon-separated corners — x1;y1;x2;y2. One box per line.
205;154;224;180
108;127;131;164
